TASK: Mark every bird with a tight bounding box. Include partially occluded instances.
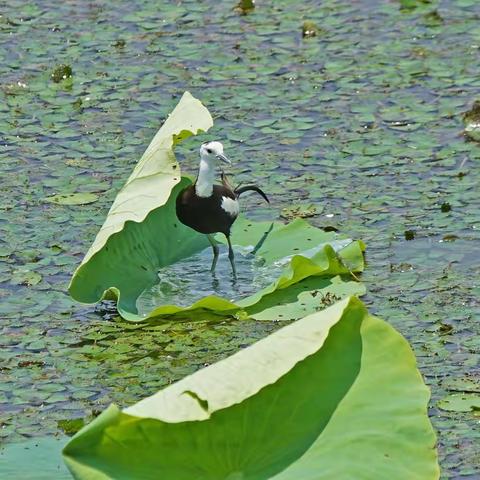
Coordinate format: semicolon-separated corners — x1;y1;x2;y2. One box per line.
176;141;269;277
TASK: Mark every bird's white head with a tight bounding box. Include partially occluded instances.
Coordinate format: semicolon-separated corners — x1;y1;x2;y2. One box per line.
200;141;231;164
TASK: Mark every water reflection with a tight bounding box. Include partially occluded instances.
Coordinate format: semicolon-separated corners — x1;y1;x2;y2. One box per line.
136;245;285;315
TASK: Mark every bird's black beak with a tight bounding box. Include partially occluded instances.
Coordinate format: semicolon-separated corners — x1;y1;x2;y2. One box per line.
217;153;231;165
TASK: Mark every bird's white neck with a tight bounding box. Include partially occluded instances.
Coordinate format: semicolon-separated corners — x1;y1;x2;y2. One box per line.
195;156;215;197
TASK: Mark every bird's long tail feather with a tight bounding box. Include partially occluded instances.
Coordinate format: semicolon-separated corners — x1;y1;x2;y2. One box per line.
235;185;270;204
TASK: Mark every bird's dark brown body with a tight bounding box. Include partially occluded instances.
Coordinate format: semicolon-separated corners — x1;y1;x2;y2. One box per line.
176;184;237;235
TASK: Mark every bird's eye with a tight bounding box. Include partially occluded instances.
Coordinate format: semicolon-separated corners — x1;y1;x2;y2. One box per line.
206;148;212;154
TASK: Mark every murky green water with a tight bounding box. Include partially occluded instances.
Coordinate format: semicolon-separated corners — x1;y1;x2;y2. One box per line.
1;0;479;477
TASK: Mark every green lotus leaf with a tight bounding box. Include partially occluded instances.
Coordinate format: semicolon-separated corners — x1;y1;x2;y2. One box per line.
69;92;365;321
1;437;71;479
45;192;99;205
63;297;439;479
437;393;480;412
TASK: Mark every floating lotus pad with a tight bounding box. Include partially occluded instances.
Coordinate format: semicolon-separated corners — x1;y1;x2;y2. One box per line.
69;92;365;321
63;297;439;479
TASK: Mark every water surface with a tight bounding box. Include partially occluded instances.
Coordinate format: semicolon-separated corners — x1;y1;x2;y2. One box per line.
1;0;479;477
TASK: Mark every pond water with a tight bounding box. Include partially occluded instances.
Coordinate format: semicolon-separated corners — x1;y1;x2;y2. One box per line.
136;238;353;314
1;0;479;477
136;245;271;314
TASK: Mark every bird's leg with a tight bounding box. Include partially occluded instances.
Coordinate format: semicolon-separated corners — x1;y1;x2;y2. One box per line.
226;234;237;279
207;234;219;273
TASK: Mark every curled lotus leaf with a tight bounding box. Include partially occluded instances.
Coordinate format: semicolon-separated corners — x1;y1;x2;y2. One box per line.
69;92;365;322
63;297;439;479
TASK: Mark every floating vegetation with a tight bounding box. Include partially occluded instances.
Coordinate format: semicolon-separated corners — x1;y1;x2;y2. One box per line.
11;268;42;286
302;20;320;38
280;203;317;220
437;394;480;413
50;64;72;83
112;39;126;49
440;202;451;213
57;418;85;436
234;0;255;15
399;0;432;11
45;193;99;205
404;230;416;240
423;10;444;26
463;100;480;141
1;0;479;476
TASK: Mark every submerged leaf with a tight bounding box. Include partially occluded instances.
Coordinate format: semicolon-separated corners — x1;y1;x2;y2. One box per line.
63;298;439;479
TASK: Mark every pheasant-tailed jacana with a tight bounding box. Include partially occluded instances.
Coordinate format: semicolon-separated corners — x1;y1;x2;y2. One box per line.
176;141;269;277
